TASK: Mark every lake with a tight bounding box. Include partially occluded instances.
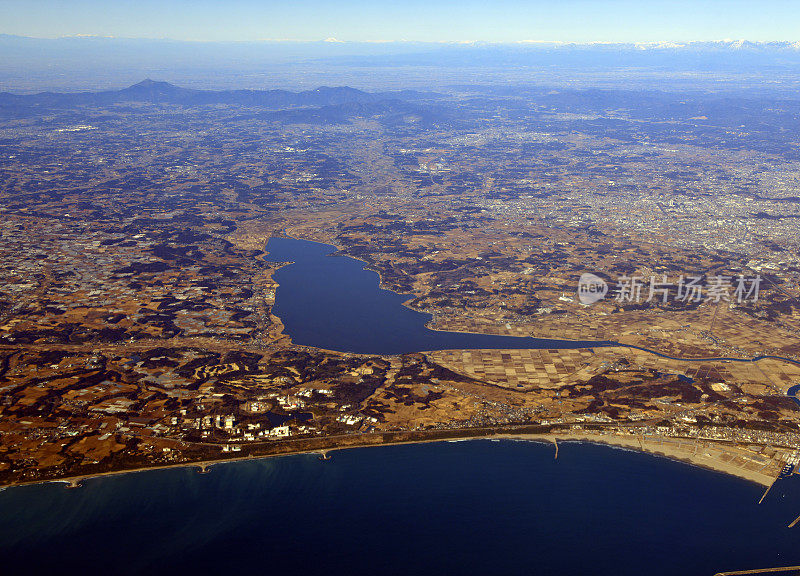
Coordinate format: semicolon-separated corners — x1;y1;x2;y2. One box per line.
265;236;612;354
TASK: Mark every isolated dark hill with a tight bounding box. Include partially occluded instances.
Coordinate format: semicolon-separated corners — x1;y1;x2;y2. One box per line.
0;80;439;116
116;79;188;102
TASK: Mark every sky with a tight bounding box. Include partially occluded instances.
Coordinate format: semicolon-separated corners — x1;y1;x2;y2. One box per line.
0;0;798;43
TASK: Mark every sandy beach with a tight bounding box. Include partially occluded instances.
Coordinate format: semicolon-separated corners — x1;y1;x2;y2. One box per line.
1;427;785;491
500;433;780;487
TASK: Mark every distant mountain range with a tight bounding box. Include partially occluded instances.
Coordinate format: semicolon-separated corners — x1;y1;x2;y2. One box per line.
631;40;800;51
0;80;438;116
499;40;800;51
1;35;798;95
2;35;799;51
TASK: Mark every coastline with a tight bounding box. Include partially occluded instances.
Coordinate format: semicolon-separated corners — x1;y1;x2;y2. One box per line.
0;429;779;492
500;432;778;487
6;237;788;493
8;232;778;493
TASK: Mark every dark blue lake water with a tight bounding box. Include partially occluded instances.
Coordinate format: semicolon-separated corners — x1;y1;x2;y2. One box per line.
2;440;799;576
265;237;612;354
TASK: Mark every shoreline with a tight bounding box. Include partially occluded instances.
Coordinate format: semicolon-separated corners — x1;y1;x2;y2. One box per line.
0;429;779;492
271;233;800;365
4;234;788;493
268;233;618;351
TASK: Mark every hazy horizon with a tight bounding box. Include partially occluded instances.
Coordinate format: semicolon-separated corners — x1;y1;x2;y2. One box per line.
2;1;799;94
1;0;799;43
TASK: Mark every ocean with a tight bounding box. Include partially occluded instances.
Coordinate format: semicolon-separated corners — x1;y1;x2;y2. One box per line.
2;440;799;575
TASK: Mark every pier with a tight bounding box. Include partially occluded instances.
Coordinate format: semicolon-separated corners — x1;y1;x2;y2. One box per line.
758;471;782;505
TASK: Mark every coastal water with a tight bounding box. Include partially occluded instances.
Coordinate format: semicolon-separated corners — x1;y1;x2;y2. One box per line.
265;237;612;354
2;440;800;576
